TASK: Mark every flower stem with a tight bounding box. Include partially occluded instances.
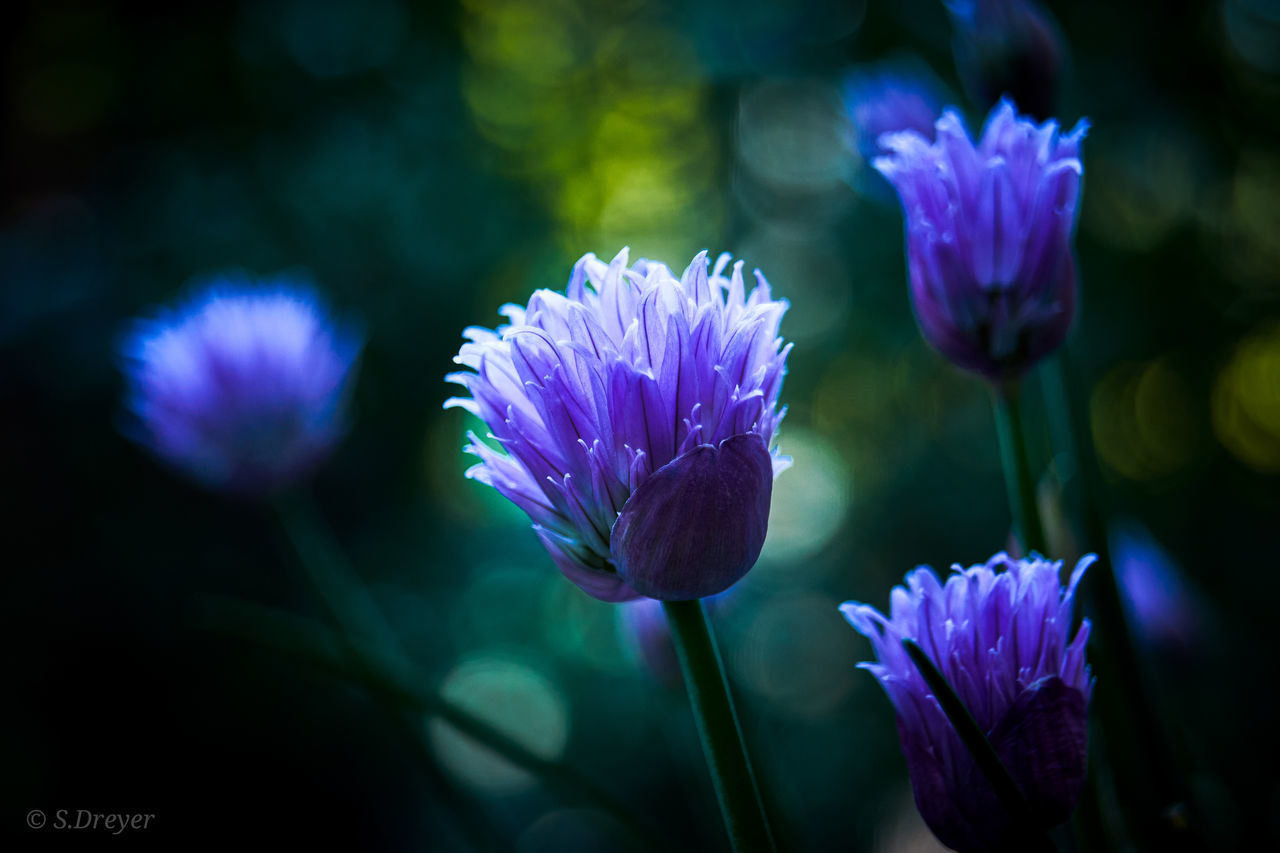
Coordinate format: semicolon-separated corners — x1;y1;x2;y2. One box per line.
991;381;1048;556
201;594;509;853
663;599;775;853
272;491;671;851
1042;353;1196;850
902;639;1057;853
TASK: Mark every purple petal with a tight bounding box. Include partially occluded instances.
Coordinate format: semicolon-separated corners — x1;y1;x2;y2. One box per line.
610;434;772;600
989;675;1089;828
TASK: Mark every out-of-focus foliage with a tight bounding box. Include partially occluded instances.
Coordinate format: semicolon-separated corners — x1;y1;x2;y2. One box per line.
2;0;1277;850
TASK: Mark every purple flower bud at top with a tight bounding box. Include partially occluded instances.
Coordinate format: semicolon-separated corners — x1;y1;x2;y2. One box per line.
945;0;1065;120
841;553;1093;852
446;249;791;602
842;61;946;162
875;98;1088;381
119;275;361;497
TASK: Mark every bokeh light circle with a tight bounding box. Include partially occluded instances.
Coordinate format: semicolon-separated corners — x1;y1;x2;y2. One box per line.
428;656;569;795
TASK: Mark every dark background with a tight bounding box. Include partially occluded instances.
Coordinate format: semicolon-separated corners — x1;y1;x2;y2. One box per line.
3;0;1279;849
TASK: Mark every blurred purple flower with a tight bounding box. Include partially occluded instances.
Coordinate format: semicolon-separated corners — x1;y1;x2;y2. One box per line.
619;590;734;687
120;275;360;497
945;0;1065;121
841;553;1093;852
875;98;1088;380
619;596;682;687
1111;522;1204;657
447;249;791;602
842;62;945;162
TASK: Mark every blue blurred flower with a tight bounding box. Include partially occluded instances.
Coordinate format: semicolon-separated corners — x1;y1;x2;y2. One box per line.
1111;522;1205;659
120;275;361;496
945;0;1065;121
842;62;946;162
447;249;791;602
619;597;681;686
875;98;1088;380
619;590;735;687
841;553;1093;852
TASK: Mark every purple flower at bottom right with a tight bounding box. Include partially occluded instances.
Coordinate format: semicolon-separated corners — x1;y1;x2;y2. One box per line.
841;553;1093;853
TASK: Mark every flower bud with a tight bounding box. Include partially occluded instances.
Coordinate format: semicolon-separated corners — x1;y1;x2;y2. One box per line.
120;275;360;496
875;98;1088;380
841;553;1093;852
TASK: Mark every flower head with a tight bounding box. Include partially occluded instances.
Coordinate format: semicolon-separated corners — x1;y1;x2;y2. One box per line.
840;553;1093;852
446;249;790;602
875;98;1088;380
120;275;360;496
842;61;946;162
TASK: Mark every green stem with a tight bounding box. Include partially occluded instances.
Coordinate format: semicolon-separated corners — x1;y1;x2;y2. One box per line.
992;381;1048;556
1042;353;1195;850
902;639;1056;853
663;599;775;853
201;595;508;853
273;491;411;677
271;491;671;851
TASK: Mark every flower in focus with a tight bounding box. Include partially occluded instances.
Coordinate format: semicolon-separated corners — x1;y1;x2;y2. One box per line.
446;249;791;602
120;275;361;497
840;553;1093;852
945;0;1065;121
875;98;1088;380
842;61;946;162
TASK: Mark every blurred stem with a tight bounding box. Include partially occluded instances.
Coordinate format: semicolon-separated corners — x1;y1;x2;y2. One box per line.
201;595;507;853
203;596;663;851
663;599;775;853
273;491;410;678
991;381;1048;555
1042;353;1195;850
271;491;670;852
902;639;1056;853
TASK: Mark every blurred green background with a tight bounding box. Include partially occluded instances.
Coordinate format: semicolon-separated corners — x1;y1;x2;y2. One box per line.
3;0;1279;849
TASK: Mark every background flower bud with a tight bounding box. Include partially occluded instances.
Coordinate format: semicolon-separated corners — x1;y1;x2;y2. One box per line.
875;98;1088;380
945;0;1066;121
119;275;360;497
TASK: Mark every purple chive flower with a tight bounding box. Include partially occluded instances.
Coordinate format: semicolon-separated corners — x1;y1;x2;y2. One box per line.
875;98;1088;380
842;61;946;162
840;553;1093;852
945;0;1065;121
120;275;361;496
446;249;791;602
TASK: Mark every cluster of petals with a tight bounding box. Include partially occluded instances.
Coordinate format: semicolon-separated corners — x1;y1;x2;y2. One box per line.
875;98;1088;379
841;553;1093;852
120;276;360;496
447;249;790;601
